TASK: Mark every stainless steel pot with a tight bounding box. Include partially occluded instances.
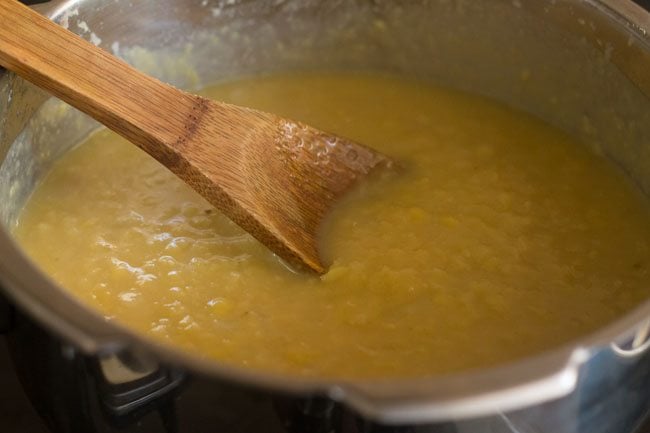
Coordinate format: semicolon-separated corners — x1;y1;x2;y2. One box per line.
1;1;650;432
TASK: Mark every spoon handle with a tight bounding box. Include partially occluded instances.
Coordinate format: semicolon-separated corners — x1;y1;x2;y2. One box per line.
0;0;195;156
0;0;392;274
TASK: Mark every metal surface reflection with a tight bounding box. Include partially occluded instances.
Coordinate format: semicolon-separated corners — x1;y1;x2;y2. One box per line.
0;0;649;431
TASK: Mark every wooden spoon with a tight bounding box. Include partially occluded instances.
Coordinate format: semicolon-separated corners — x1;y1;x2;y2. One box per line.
0;0;392;274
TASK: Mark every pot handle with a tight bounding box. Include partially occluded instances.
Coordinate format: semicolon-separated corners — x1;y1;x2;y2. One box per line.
611;319;650;358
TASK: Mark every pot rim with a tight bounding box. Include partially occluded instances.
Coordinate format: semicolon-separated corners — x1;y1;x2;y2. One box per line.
0;0;649;424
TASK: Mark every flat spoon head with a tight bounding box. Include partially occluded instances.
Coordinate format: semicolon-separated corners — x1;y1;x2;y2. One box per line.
174;100;393;273
0;0;393;273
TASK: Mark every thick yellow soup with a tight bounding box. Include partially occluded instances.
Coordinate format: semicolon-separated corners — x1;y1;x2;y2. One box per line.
14;73;650;379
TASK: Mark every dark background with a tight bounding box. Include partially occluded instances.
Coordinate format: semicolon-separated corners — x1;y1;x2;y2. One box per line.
0;338;48;433
2;0;650;432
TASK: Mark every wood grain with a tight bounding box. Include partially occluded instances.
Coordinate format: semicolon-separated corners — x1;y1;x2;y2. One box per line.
0;0;392;273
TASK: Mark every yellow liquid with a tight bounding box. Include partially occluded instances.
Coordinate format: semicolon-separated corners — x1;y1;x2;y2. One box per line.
14;73;650;379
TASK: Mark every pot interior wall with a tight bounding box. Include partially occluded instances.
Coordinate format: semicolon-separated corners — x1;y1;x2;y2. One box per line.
1;0;650;225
